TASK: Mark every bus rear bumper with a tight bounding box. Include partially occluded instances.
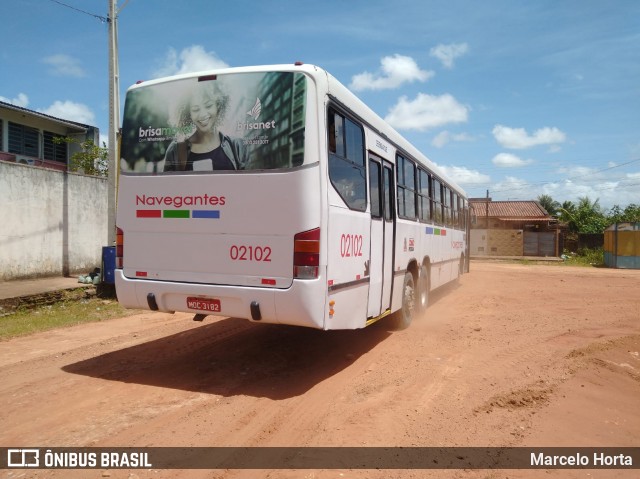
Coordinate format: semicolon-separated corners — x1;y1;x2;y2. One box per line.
114;270;326;329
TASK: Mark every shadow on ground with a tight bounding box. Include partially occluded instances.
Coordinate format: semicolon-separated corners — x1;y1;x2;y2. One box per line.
62;315;393;399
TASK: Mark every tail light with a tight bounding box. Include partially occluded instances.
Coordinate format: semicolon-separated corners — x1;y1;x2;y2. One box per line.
115;227;124;269
294;228;320;279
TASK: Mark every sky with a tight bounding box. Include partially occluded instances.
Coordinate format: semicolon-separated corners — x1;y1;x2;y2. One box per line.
2;0;639;209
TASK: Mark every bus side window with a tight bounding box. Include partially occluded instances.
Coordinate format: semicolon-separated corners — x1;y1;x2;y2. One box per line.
432;178;443;224
443;186;451;226
369;160;382;218
328;108;366;211
418;168;431;222
397;154;417;220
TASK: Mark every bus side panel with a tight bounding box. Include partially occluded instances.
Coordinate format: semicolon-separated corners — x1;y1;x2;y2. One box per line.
391;219;466;311
325;191;371;329
390;219;417;313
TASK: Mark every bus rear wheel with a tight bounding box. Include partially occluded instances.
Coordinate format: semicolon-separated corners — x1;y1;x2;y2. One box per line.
418;265;429;312
389;272;415;330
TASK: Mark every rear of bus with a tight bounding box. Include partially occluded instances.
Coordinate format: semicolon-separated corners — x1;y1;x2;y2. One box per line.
115;65;327;329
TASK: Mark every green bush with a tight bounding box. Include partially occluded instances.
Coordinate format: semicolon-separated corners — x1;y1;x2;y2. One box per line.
564;247;604;267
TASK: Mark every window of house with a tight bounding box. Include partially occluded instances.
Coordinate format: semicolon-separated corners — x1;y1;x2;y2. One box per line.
328;108;366;211
8;122;39;157
43;131;68;163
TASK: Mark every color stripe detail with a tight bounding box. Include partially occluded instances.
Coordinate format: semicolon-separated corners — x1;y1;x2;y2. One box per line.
137;210;161;218
136;210;221;219
192;210;220;219
163;210;190;218
425;227;447;236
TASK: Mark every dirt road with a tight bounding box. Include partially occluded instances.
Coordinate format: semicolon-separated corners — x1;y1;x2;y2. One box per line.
1;262;639;479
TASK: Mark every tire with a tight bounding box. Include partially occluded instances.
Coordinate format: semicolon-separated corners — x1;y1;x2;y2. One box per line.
389;272;415;330
418;265;429;312
455;256;464;284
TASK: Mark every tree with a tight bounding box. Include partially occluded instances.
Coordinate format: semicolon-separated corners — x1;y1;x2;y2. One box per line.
558;200;576;228
53;136;108;177
537;194;560;217
608;204;640;224
560;197;607;233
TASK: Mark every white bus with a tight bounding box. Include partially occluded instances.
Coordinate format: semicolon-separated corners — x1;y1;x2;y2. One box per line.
115;63;469;330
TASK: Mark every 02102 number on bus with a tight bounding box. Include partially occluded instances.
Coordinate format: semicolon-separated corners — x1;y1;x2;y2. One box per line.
229;245;272;262
340;234;363;258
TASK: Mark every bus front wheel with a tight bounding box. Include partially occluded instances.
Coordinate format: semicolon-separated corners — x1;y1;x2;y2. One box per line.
389;272;415;330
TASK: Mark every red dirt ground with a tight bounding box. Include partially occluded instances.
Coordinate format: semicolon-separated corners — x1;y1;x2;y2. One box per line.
1;261;639;479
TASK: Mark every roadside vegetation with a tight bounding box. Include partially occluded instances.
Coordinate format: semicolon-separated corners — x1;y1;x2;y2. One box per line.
536;195;636;267
562;248;605;267
0;289;140;340
538;195;640;233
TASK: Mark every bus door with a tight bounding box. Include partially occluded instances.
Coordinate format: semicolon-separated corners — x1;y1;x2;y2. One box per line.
367;155;395;318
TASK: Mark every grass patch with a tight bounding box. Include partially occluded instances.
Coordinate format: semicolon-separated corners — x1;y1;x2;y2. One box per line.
562;247;604;267
0;290;141;340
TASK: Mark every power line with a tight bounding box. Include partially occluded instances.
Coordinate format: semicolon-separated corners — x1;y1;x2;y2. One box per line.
488;157;640;194
48;0;108;22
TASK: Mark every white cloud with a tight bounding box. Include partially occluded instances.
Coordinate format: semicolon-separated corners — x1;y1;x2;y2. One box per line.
493;124;566;149
492;152;534;168
0;93;29;107
349;55;434;91
39;101;95;125
486;166;640;209
431;130;474;148
555;165;601;179
429;43;469;69
492;176;531;195
42;54;86;78
385;93;468;131
153;45;229;78
436;164;490;185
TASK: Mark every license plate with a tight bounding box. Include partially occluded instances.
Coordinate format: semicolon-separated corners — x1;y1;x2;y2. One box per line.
186;297;221;312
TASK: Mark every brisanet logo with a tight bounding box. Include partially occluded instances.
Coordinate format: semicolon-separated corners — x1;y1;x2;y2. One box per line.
237;97;276;131
246;97;262;120
135;193;225;219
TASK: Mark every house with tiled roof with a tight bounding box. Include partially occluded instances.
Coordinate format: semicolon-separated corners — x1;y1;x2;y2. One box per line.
1;101;106;280
0;100;99;171
469;198;561;257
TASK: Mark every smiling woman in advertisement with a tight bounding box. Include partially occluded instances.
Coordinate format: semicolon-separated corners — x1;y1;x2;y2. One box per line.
163;80;248;172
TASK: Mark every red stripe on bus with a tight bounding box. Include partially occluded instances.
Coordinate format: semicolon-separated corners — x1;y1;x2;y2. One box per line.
137;210;162;218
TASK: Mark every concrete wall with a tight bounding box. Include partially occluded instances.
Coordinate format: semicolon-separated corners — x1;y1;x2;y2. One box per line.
471;229;524;256
0;161;108;280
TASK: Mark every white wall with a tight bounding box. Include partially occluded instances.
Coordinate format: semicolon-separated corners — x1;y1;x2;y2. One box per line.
0;161;108;280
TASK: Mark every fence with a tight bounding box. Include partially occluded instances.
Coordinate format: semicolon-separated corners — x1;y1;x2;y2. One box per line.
0;161;108;280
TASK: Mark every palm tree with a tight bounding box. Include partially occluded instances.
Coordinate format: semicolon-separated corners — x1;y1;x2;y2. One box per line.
537;194;560;217
560;197;607;233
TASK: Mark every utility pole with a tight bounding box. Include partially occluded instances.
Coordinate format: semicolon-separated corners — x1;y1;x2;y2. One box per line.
485;189;490;229
107;0;120;244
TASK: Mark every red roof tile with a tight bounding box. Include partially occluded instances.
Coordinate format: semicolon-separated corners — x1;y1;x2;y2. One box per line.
470;200;550;219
